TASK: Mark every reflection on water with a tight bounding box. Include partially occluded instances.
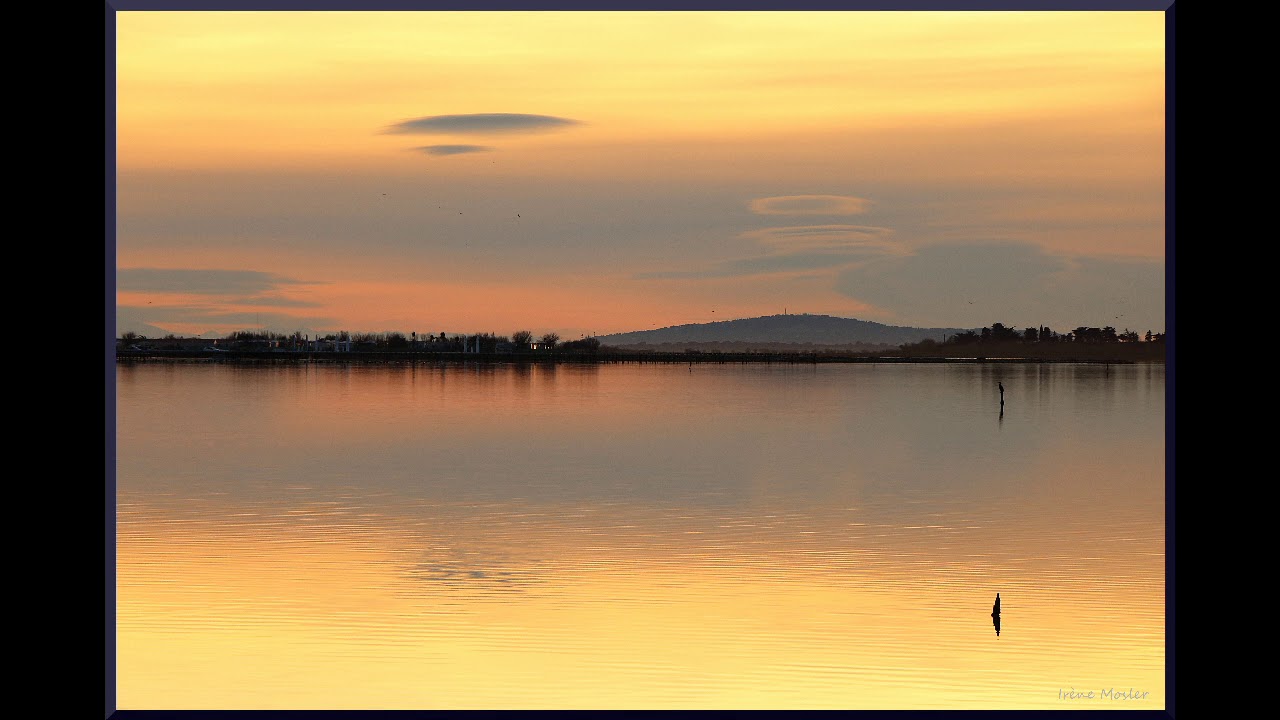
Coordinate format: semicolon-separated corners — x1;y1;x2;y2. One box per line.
116;362;1164;709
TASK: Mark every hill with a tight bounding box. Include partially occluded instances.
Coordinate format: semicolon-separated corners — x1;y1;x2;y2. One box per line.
599;314;970;348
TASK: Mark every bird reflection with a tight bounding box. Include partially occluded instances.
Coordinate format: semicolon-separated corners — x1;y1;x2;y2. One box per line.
992;593;1001;637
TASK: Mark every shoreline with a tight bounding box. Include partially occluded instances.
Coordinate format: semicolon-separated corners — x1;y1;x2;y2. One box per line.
114;349;1163;365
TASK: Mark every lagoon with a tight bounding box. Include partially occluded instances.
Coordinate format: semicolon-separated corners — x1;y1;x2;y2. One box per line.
115;361;1165;709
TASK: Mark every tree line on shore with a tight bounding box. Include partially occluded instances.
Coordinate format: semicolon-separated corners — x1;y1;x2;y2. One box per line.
119;321;1166;355
119;328;604;352
891;322;1166;360
905;323;1165;351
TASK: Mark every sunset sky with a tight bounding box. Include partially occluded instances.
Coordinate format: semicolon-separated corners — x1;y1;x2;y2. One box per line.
114;10;1166;340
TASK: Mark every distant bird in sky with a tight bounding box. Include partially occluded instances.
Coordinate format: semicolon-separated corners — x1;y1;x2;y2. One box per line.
992;593;1001;637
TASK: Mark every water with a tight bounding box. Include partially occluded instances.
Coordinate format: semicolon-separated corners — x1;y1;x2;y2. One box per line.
115;361;1165;709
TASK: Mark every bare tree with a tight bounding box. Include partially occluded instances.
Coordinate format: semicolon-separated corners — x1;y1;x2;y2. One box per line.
539;332;560;348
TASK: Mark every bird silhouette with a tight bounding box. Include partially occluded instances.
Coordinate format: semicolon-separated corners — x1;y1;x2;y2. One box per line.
992;593;1001;637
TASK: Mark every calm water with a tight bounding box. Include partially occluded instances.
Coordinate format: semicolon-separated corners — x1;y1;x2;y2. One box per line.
115;361;1165;709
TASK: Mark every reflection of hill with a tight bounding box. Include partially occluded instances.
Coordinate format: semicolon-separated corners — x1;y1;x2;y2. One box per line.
599;314;968;346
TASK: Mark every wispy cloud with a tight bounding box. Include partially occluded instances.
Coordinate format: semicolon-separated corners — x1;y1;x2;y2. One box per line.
750;195;872;216
117;268;320;295
742;225;900;252
415;144;494;156
636;224;902;280
385;113;582;135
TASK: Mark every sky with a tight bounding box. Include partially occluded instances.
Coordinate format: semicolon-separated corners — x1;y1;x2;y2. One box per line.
114;11;1166;340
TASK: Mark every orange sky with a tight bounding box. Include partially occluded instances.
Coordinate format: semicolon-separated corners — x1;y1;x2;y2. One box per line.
114;10;1166;338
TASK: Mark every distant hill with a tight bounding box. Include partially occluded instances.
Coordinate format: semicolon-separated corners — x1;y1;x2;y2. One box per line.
599;314;971;348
